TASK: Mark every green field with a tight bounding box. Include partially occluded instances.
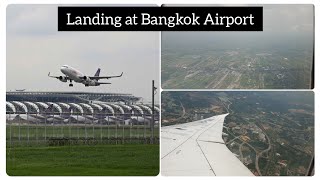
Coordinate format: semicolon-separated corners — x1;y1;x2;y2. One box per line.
7;144;159;176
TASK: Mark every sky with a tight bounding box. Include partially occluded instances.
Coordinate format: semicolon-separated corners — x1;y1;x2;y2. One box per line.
163;5;314;48
6;5;160;102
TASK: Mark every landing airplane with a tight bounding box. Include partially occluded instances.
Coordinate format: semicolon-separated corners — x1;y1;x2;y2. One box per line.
15;89;26;92
48;65;123;87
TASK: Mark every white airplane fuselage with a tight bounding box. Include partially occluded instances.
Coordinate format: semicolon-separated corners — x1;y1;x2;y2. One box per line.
49;64;121;86
60;65;85;83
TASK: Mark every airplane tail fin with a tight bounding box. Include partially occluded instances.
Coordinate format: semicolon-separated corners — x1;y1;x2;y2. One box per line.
94;68;101;77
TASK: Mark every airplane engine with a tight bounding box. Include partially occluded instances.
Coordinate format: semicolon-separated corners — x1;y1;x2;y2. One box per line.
59;76;67;82
83;76;90;81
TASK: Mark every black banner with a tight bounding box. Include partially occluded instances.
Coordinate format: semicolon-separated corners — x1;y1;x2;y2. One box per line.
58;7;263;31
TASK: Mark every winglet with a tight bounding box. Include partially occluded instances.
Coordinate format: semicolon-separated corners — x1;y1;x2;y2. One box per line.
120;72;123;77
48;72;50;76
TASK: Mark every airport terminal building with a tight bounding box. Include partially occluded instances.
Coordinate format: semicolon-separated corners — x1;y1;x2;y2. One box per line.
6;91;159;125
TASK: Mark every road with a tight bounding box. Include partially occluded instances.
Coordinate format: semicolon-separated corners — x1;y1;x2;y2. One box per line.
255;122;272;176
239;142;245;162
175;101;186;122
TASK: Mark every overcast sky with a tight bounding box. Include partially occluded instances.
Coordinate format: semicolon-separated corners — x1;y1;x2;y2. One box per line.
163;5;314;48
7;5;160;102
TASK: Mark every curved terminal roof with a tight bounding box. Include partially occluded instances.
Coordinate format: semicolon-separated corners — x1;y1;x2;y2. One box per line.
58;102;71;110
98;103;115;115
11;101;28;113
107;104;124;114
47;102;63;114
6;102;16;113
146;105;160;113
79;103;94;114
138;105;153;114
110;104;124;114
69;103;84;114
6;101;159;117
91;103;103;111
35;102;49;109
118;104;133;113
24;101;40;113
7;91;141;104
154;106;160;113
130;105;144;115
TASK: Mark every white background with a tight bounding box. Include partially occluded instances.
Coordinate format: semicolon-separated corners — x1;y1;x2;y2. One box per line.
0;0;318;179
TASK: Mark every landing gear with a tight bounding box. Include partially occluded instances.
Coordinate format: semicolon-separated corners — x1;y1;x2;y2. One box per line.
69;80;73;87
85;84;89;87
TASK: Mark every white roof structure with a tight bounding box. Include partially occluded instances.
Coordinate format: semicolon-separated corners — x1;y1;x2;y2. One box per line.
146;105;160;114
79;103;94;114
154;106;160;113
24;101;40;113
99;103;115;115
6;102;16;113
161;114;253;176
69;103;84;114
35;102;49;109
58;102;70;110
91;103;103;111
118;104;132;112
47;102;63;114
107;104;124;114
11;101;28;113
130;105;144;115
138;105;152;114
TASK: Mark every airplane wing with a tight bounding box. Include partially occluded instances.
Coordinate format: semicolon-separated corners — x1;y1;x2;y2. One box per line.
48;72;69;80
88;72;123;80
161;113;254;176
96;82;111;85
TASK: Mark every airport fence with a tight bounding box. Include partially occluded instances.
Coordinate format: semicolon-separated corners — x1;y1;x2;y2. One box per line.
6;113;159;147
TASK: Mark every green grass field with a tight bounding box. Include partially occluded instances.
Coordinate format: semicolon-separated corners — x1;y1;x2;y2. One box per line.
7;144;159;176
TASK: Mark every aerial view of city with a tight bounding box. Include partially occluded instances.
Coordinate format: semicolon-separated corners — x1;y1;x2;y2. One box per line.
161;91;314;176
162;5;314;89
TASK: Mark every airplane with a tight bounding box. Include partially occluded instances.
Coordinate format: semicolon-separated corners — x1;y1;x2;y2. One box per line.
48;65;123;87
15;89;26;92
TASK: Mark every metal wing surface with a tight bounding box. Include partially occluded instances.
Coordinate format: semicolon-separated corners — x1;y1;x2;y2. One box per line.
89;72;123;80
161;113;254;176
